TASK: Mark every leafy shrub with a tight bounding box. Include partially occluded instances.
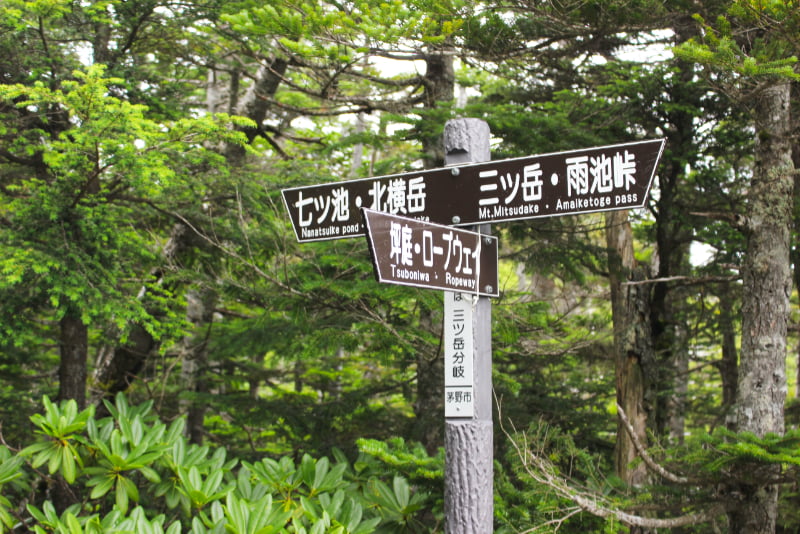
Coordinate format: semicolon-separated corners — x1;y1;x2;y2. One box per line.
1;394;437;533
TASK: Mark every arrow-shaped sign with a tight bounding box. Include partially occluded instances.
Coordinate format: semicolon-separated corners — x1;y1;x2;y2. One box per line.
362;208;499;297
282;139;665;242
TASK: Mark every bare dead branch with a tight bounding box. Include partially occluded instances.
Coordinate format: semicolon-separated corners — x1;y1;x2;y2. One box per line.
691;211;748;231
616;403;688;484
622;274;740;287
496;397;726;529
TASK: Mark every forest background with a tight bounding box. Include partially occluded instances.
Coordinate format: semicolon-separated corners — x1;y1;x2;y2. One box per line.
1;0;800;532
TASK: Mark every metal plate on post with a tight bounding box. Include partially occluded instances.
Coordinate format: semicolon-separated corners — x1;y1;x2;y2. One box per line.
362;208;499;297
444;292;475;418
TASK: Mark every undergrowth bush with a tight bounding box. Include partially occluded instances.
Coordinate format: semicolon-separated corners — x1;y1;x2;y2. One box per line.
0;394;441;533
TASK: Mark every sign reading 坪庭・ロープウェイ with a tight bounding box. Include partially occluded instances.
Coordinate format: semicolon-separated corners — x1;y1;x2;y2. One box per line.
362;208;499;297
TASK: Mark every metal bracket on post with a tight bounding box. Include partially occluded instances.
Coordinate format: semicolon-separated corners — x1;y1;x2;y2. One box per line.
443;118;493;534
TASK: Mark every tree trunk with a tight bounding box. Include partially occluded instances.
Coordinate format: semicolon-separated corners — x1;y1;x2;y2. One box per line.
92;324;155;402
180;287;217;445
729;82;793;534
90;223;190;406
716;286;739;430
606;210;654;491
411;46;455;453
58;309;88;409
649;18;701;445
419;45;455;168
225;56;289;163
650;152;693;447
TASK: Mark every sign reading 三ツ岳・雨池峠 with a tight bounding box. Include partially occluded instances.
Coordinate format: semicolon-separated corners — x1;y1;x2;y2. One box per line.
281;139;665;242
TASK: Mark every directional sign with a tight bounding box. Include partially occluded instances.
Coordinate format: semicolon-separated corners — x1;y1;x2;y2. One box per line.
362;208;499;297
282;139;665;242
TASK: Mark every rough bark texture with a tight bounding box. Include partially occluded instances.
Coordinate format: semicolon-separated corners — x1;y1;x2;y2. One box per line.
55;309;89;512
729;82;793;534
444;419;494;533
180;287;217;445
58;310;88;409
225;57;289;163
606;210;654;491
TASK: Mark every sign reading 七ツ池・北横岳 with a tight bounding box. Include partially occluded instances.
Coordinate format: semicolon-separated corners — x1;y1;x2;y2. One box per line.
362;208;499;297
282;139;665;243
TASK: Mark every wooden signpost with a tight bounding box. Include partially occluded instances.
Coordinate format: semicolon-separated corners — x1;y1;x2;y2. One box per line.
282;119;665;533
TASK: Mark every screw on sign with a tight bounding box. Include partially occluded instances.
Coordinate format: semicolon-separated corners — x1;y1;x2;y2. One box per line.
361;208;498;298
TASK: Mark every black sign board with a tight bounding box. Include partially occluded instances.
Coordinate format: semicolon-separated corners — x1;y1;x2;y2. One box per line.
282;139;665;242
362;208;499;297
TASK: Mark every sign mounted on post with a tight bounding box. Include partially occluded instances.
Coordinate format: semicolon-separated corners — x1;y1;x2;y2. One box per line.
362;208;499;297
282;139;665;242
444;292;475;418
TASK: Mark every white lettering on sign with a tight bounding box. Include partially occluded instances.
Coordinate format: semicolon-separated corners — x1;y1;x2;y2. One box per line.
362;208;498;297
385;221;478;276
566;149;637;197
472;148;642;221
407;177;426;213
390;265;430;282
369;177;427;215
389;221;414;266
478;163;543;207
445;272;476;290
293;177;428;229
556;195;614;212
478;203;540;220
444;292;474;418
422;230;444;267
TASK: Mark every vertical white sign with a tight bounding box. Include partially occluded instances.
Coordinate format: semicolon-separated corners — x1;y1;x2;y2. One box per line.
444;291;474;418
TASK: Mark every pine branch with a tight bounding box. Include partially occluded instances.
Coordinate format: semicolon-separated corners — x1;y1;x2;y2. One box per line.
497;399;726;529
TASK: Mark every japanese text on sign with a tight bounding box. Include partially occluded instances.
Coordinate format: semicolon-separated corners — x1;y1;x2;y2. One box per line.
444;292;474;418
290;176;429;241
476;148;641;221
282;139;665;242
362;209;499;297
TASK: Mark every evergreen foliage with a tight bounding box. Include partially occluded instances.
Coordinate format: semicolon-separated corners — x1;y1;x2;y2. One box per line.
0;0;799;532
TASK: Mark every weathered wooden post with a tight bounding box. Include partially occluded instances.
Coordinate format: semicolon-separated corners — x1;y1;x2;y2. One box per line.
443;118;493;533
